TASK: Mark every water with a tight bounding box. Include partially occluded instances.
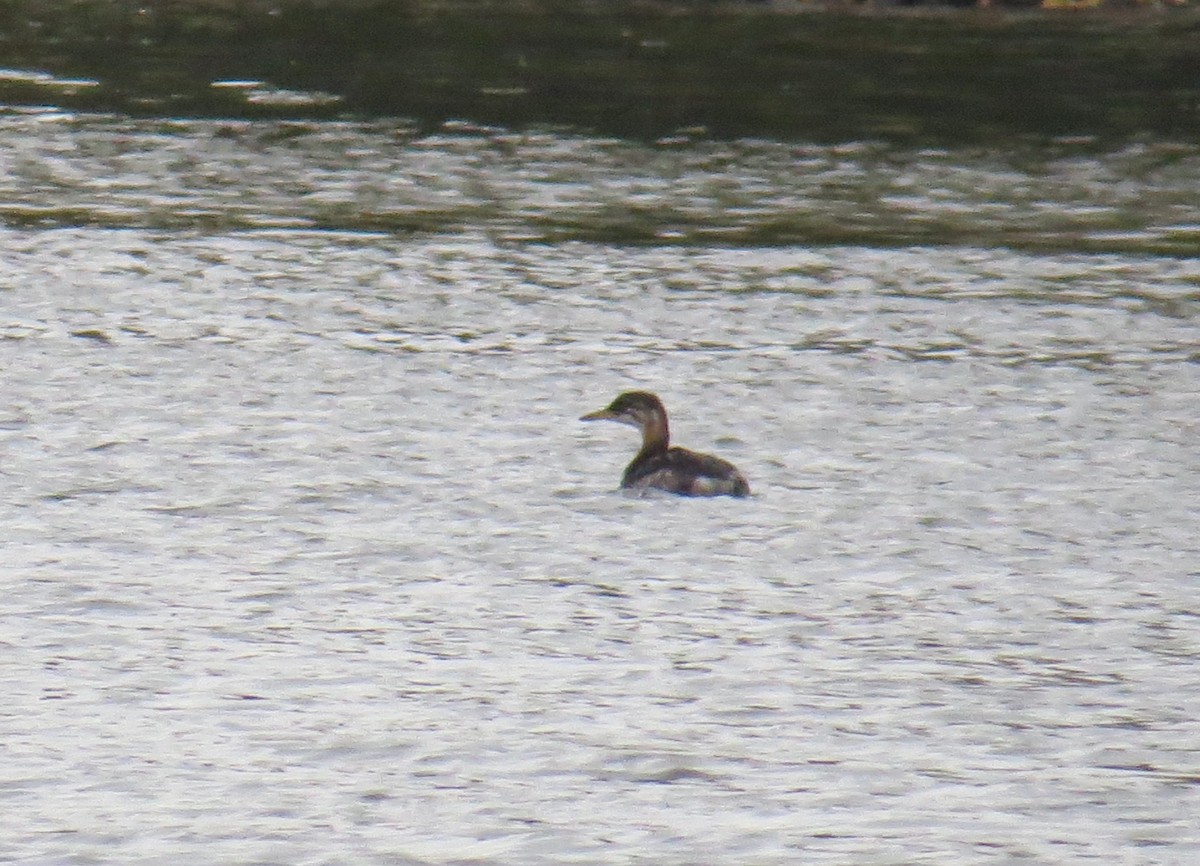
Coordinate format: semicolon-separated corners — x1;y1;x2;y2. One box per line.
1;65;1199;866
4;112;1200;252
3;3;1199;143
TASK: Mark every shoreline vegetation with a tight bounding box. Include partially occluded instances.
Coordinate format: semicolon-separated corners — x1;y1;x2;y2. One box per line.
0;0;1197;141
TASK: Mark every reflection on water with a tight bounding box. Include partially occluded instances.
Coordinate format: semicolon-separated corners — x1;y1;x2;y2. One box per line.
3;111;1200;256
0;3;1198;143
0;77;1197;866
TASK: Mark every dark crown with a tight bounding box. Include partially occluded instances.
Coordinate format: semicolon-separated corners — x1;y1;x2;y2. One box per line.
606;391;665;415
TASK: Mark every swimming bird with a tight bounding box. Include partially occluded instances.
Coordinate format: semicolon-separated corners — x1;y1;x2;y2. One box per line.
580;391;750;497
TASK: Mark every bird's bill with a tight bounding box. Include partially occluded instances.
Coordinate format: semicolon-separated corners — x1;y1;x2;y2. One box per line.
579;408;616;422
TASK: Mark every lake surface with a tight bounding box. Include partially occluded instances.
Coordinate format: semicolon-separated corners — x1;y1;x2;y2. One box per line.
2;7;1199;864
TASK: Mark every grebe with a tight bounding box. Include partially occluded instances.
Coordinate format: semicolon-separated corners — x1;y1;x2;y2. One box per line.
580;391;750;497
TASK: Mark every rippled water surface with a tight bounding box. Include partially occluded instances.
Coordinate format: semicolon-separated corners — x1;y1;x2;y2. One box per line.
2;112;1198;865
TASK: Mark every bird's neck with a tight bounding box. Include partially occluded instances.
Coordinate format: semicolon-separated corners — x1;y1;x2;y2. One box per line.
637;413;670;456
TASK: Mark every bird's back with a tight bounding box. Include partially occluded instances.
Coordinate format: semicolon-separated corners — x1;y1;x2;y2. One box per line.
623;446;750;497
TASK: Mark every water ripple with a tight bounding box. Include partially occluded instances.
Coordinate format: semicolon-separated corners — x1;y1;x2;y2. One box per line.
1;114;1200;255
0;133;1197;865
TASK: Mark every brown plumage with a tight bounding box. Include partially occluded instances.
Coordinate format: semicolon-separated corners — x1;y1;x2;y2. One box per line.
580;391;750;498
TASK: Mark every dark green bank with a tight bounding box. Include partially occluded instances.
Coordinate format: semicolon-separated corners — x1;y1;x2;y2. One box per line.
0;1;1197;143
